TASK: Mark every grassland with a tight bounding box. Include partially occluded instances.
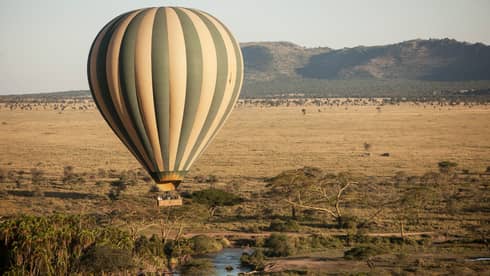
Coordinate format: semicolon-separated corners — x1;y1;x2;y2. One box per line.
0;100;488;178
0;99;489;275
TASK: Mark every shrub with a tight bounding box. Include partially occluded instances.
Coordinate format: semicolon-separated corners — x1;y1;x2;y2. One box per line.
62;166;85;185
363;142;372;151
264;233;296;257
119;170;138;186
148;185;160;193
344;246;385;260
164;239;194;259
179;259;215;276
268;219;300;232
79;245;134;273
306;234;343;249
0;168;6;183
193;175;219;184
191;188;242;217
337;215;360;229
240;249;265;270
30;168;45;185
438;161;458;174
190;235;223;254
107;189;120;201
97;168;107;178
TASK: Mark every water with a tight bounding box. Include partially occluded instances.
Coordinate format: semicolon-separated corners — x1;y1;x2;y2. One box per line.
208;248;253;276
173;248;253;276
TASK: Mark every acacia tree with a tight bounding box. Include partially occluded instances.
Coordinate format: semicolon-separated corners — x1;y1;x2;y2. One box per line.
284;171;355;226
267;167;321;218
267;168;355;226
191;188;242;218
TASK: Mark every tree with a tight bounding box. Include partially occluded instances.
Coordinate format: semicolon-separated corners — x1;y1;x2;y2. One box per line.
277;170;355;227
438;161;458;174
267;167;321;218
107;177;128;201
392;186;435;239
363;142;372;152
191;188;241;217
30;168;46;185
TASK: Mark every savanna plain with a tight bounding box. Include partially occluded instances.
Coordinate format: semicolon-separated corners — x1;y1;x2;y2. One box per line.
0;98;489;275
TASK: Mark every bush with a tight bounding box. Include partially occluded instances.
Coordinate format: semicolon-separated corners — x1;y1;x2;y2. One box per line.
62;166;85;185
438;161;458;174
268;219;300;232
240;249;265;270
30;168;45;185
164;239;194;259
107;188;121;201
343;246;385;260
337;215;360;229
148;185;160;193
264;233;296;257
179;259;215;276
191;235;223;254
79;245;134;273
97;168;107;178
191;188;242;217
0;168;6;183
135;234;165;258
305;234;343;249
119;170;138;186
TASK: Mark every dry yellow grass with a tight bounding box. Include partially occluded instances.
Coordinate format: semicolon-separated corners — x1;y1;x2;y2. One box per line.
0;103;489;179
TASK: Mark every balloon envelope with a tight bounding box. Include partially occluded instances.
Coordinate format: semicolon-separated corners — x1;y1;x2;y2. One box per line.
88;7;243;188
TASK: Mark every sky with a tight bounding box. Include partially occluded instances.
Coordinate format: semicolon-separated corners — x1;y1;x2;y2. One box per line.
0;0;489;94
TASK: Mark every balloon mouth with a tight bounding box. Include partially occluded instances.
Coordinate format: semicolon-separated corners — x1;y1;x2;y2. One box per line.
151;171;187;191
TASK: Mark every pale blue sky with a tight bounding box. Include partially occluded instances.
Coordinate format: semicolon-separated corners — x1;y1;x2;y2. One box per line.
0;0;489;94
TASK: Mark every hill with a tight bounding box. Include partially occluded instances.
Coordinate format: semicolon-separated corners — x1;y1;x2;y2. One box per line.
241;41;331;81
296;39;490;81
2;39;490;99
241;39;490;97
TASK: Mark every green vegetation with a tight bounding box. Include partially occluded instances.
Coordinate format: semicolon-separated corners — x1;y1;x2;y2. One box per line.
438;160;458;174
343;245;385;260
268;219;300;232
240;249;265;270
0;215;229;275
0;215;133;274
190;235;223;254
242;78;490;98
191;188;242;217
79;245;134;273
264;233;296;257
179;259;215;276
242;45;274;72
0;160;488;274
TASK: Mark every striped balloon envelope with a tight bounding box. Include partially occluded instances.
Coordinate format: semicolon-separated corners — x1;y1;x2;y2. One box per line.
88;7;243;191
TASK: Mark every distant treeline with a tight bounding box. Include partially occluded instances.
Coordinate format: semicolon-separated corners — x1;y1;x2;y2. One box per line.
1;80;490;102
241;79;490;99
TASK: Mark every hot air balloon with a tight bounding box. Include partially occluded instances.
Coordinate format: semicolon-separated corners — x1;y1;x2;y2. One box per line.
87;7;243;205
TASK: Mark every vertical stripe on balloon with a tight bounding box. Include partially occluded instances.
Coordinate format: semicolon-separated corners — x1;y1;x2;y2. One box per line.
177;8;217;171
89;13;151;171
173;8;204;170
134;8;164;171
119;10;159;171
152;7;171;171
184;10;239;170
182;9;229;170
165;8;187;171
105;10;155;172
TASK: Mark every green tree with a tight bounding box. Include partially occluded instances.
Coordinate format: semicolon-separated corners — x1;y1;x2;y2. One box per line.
191;188;242;217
